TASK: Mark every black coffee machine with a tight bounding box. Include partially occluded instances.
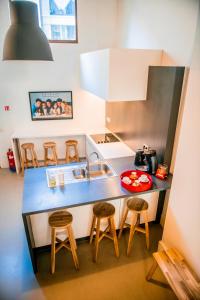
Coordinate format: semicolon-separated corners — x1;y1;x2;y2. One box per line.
134;145;158;174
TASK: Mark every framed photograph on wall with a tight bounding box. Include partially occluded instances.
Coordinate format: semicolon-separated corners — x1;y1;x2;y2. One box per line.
29;91;73;121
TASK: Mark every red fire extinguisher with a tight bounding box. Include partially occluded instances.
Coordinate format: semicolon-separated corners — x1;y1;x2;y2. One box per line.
7;148;16;172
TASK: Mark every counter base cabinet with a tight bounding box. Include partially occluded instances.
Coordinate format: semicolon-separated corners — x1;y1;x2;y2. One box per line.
30;194;158;248
30;199;120;248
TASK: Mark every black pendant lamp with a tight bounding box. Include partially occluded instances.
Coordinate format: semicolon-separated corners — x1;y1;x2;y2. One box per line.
3;0;53;61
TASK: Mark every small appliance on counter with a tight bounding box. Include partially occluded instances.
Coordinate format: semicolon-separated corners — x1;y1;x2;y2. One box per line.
134;145;158;174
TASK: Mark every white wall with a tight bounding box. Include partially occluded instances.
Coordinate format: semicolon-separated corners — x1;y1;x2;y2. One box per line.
117;0;199;66
163;7;200;277
0;0;118;167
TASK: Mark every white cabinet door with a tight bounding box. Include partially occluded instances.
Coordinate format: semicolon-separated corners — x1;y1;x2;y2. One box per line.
30;212;51;247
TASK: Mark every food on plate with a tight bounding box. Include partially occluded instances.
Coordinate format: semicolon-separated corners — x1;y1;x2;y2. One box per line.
132;180;140;187
130;171;138;180
139;175;149;183
140;174;148;179
122;176;132;185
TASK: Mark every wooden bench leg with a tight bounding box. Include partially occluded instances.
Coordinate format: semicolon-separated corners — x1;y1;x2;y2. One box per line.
146;259;158;281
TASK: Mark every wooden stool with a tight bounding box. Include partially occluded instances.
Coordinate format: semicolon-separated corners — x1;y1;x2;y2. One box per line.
48;211;79;274
90;202;119;262
118;197;149;256
21;143;38;175
65;140;79;163
43;142;58;166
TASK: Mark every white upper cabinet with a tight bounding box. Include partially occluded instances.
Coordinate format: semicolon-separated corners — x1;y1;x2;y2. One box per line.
80;48;162;101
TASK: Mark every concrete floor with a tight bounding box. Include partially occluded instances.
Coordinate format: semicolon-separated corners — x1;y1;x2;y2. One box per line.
0;169;176;300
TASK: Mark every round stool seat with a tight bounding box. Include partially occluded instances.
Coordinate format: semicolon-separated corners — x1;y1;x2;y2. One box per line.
93;202;115;218
44;142;56;148
65;140;78;145
21;143;34;149
49;211;73;228
127;197;148;212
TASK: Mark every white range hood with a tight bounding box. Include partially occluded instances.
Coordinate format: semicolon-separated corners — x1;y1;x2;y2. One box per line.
80;48;162;101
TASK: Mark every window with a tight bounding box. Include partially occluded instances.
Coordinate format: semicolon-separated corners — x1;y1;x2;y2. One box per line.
51;25;75;40
28;0;78;42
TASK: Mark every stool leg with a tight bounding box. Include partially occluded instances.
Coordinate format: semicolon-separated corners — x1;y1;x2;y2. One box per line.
65;148;67;163
25;149;28;165
146;259;158;281
55;151;58;165
51;228;56;274
127;212;138;256
30;148;36;168
118;206;128;238
33;149;39;167
89;215;96;244
143;210;150;249
44;148;47;166
67;226;79;270
75;146;79;162
110;216;119;258
52;147;58;165
94;218;101;262
66;147;69;163
70;227;78;250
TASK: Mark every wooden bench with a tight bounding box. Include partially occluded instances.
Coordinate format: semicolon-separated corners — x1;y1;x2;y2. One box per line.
146;241;200;300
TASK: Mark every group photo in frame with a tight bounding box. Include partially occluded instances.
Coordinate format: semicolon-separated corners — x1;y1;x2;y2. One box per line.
29;91;73;121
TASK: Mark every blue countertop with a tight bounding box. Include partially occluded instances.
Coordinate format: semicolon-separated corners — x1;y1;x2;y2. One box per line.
22;156;172;215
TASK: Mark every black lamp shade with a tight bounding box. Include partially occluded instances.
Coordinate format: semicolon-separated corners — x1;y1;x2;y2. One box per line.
3;1;53;61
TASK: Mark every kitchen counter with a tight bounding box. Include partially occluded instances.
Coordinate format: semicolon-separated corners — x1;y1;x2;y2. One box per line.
23;156;171;215
22;156;172;273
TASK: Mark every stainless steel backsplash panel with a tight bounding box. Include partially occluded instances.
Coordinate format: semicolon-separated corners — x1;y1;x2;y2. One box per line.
106;67;185;167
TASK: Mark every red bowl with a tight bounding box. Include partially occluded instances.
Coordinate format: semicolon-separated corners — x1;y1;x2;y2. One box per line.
121;170;152;192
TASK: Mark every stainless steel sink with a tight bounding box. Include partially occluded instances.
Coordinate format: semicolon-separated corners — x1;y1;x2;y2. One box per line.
47;162;117;187
72;162;116;180
72;168;86;179
86;162;115;178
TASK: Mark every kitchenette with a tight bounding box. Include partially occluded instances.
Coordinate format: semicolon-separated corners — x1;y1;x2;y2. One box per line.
17;47;185;274
1;1;200;299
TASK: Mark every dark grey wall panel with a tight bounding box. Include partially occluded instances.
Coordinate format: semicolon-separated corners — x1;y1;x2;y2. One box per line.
106;66;185;167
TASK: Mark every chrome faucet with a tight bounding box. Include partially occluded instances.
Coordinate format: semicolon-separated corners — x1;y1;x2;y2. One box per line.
86;151;100;179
